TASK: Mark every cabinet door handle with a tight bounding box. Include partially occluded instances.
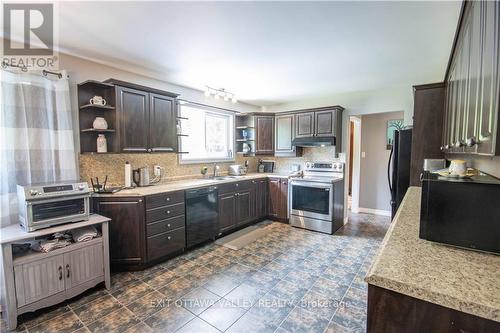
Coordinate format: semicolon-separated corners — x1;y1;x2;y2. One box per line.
58;266;63;280
166;210;170;214
66;264;70;278
167;223;171;228
166;197;170;202
235;183;239;187
167;236;172;240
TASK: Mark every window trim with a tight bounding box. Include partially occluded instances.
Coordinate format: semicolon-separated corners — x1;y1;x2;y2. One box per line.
178;102;236;165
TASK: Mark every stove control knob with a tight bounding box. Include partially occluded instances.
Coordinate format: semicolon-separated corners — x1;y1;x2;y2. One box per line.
30;189;39;196
305;162;311;169
78;184;86;191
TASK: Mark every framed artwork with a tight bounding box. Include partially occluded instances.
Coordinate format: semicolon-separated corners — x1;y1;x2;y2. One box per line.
386;119;405;150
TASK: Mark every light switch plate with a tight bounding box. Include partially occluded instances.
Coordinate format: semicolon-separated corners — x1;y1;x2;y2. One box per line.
361;152;366;158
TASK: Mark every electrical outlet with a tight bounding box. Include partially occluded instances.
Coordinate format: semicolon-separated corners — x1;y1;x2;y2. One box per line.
154;165;162;176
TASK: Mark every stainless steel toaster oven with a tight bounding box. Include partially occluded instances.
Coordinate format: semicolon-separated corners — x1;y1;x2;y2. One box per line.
17;182;90;232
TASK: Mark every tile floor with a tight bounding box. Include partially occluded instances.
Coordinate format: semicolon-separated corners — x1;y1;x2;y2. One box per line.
1;212;390;333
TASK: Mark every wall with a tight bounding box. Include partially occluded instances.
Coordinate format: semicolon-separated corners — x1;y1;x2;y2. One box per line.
79;147;338;186
359;111;404;212
446;155;500;179
265;84;414;154
52;52;267;183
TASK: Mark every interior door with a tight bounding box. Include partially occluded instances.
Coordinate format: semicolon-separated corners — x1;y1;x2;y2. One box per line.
63;243;104;290
14;255;65;307
149;93;177;152
116;86;150;152
295;112;315;137
314;110;336;136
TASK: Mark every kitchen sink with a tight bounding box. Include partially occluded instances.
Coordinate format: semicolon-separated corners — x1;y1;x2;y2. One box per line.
213;176;241;180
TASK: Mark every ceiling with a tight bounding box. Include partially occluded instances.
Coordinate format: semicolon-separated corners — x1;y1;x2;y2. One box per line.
19;1;464;106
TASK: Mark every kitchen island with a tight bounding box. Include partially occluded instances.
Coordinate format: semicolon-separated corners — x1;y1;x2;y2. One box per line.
365;186;500;332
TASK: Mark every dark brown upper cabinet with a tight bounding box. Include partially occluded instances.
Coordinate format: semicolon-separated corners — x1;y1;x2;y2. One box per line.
295;112;315;138
315;110;336;136
275;114;302;157
443;1;500;156
149;93;177;152
255;115;274;155
111;80;179;153
116;86;150;152
295;109;338;138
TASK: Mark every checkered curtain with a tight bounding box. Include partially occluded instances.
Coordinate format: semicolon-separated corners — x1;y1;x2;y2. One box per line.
0;69;77;227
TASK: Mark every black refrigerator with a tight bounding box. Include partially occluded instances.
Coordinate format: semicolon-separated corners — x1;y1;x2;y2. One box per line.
388;128;412;219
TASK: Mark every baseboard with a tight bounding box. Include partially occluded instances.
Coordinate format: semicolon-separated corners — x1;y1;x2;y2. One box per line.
357;207;391;217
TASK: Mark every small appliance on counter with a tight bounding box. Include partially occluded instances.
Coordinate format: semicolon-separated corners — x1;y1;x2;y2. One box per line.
17;182;91;232
228;164;247;176
258;160;275;173
423;158;446;172
133;166;161;187
420;171;500;254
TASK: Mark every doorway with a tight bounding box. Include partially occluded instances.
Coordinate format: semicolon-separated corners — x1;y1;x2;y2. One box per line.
347;116;361;212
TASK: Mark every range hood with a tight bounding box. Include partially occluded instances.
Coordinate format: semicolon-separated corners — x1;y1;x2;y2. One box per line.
291;136;336;147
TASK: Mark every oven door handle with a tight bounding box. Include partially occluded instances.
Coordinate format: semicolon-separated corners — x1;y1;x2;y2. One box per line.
290;181;333;190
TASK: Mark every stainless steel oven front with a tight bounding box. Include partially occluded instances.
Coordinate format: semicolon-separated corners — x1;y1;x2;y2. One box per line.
289;180;333;221
17;182;90;232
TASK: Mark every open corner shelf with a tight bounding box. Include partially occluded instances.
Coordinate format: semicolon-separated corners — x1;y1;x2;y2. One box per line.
79;104;115;110
81;128;116;133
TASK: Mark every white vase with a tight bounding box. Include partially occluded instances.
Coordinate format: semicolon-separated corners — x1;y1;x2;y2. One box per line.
93;117;108;130
97;134;107;153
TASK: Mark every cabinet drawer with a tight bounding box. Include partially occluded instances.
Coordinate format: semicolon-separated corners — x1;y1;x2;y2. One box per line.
146;203;185;223
146;191;184;209
147;215;185;236
147;227;185;261
218;180;252;195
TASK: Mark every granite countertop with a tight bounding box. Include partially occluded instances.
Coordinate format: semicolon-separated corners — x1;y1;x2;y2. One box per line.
365;186;500;322
94;172;293;197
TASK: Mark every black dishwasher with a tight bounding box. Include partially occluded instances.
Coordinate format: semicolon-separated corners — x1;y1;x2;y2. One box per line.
185;186;218;248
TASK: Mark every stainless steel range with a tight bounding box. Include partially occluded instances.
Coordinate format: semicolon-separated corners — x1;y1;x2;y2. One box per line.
289;161;345;234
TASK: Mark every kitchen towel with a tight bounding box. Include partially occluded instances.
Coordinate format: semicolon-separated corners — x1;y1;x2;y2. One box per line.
70;226;99;242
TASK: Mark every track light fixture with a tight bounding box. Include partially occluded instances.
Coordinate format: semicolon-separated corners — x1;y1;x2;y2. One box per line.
204;86;237;104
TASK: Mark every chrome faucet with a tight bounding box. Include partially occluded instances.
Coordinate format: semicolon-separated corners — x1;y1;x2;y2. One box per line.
213;163;220;178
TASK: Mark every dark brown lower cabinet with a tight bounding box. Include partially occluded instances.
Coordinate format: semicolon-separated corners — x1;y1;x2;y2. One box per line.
269;177;288;221
254;178;269;219
367;285;499;333
218;192;237;234
93;191;186;270
93;197;146;268
236;188;255;226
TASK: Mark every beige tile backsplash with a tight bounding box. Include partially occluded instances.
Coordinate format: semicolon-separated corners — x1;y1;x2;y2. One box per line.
79;146;338;186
